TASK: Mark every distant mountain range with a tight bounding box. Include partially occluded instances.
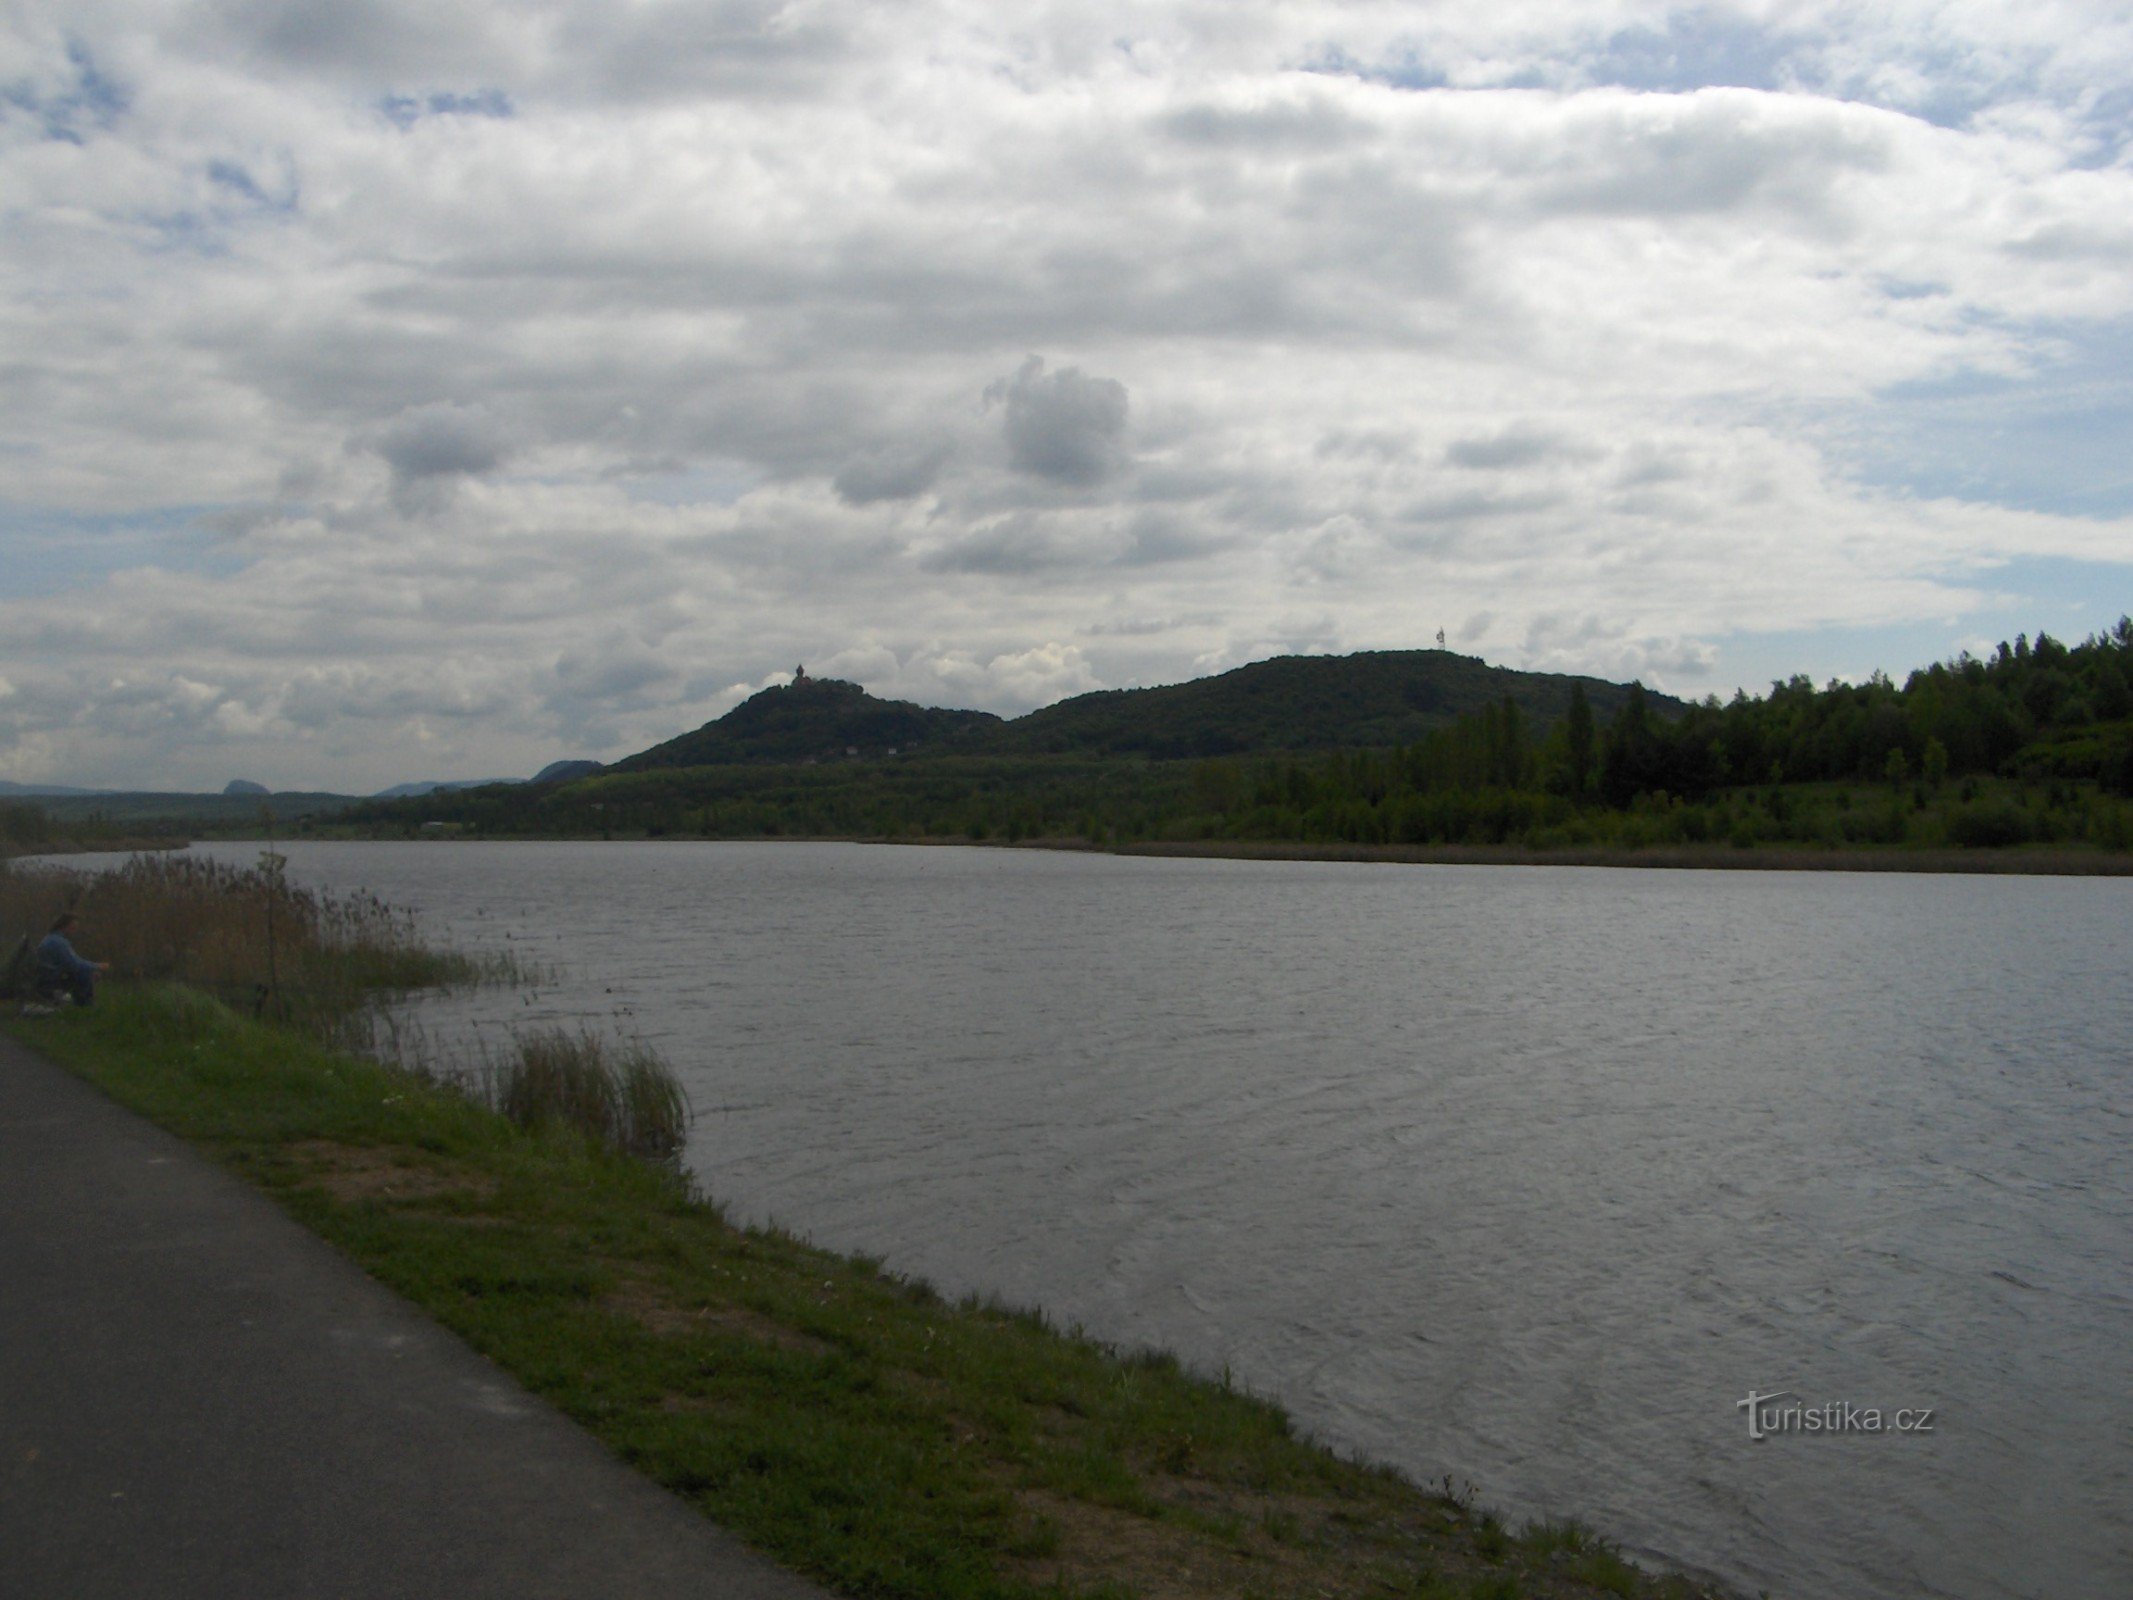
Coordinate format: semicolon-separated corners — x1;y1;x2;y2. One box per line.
611;650;1678;773
373;760;603;798
370;777;522;800
3;760;604;805
0;780;109;797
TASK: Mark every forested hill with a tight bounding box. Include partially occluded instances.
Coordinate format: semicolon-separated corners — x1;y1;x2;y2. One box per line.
982;650;1677;759
615;676;1002;770
352;623;2133;855
616;650;1677;773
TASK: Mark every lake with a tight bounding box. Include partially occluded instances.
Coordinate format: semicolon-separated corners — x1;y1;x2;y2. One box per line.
184;840;2131;1599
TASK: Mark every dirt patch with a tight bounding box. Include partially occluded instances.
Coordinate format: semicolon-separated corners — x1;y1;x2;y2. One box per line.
1003;1464;1568;1600
285;1140;497;1204
601;1273;835;1355
1004;1486;1317;1600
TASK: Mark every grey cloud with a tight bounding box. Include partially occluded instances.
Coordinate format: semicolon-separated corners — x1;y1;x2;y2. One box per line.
1283;156;1468;302
1401;487;1564;524
558;0;853;102
208;0;510;78
1445;425;1575;470
360;402;511;510
1526;94;1893;220
1317;429;1412;461
1122;512;1235;566
280;665;513;727
833;438;952;504
1613;446;1694;488
922;515;1090;576
366;402;509;479
202;0;854;106
1083;611;1223;638
552;638;672;703
1159;96;1374;152
2005;218;2133;263
985;357;1128;487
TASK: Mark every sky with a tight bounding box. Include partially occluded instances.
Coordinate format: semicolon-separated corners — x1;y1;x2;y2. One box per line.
4;1;2133;793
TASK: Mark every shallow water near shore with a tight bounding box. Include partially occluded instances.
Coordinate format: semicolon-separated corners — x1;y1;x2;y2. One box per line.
184;840;2131;1599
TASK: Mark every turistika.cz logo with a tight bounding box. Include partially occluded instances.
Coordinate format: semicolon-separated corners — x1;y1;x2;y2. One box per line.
1736;1389;1937;1441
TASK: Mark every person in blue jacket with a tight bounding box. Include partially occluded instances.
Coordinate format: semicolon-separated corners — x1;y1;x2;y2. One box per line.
35;913;109;1007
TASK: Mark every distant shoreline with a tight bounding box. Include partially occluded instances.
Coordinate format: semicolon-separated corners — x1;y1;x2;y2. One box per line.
1092;838;2133;876
135;830;2133;877
1;837;184;862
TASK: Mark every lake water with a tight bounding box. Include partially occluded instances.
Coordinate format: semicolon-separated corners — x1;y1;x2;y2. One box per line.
182;840;2130;1598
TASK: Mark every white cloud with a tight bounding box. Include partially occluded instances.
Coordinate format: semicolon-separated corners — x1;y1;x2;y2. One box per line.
929;642;1101;707
3;3;2132;787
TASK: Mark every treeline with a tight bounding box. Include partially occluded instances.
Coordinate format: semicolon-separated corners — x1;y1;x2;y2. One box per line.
352;758;1208;845
1592;621;2133;800
1;799;155;858
0;799;86;854
1157;621;2133;851
368;620;2133;854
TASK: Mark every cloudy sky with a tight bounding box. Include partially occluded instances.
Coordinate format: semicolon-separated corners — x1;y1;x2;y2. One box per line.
4;1;2132;791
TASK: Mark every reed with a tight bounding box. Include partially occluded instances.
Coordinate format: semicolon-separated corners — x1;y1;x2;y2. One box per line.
0;852;518;1040
488;1025;691;1159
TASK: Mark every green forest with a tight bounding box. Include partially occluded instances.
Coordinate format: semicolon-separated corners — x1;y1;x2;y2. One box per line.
356;621;2133;857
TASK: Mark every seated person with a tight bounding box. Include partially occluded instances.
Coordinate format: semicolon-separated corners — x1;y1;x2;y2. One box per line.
35;913;109;1007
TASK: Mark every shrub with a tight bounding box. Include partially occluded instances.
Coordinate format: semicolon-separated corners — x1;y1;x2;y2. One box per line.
490;1025;691;1159
1947;801;2032;849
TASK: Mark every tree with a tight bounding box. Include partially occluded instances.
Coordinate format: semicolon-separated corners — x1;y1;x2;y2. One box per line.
1598;683;1660;807
1564;683;1595;801
1493;695;1527;787
2091;659;2131;721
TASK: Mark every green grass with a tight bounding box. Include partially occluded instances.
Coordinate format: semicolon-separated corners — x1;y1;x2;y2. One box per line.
7;986;1729;1600
486;1024;692;1159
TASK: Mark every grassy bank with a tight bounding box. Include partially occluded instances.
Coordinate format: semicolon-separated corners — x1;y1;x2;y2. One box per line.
1104;837;2133;875
8;987;1724;1600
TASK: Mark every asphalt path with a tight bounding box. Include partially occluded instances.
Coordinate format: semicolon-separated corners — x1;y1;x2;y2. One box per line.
0;1029;832;1599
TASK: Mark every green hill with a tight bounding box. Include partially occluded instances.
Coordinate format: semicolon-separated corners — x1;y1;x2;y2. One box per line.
982;650;1678;759
613;651;1676;775
615;676;1001;771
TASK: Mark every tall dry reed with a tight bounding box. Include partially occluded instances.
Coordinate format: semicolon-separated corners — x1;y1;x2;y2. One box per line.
0;852;515;1038
489;1025;692;1159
